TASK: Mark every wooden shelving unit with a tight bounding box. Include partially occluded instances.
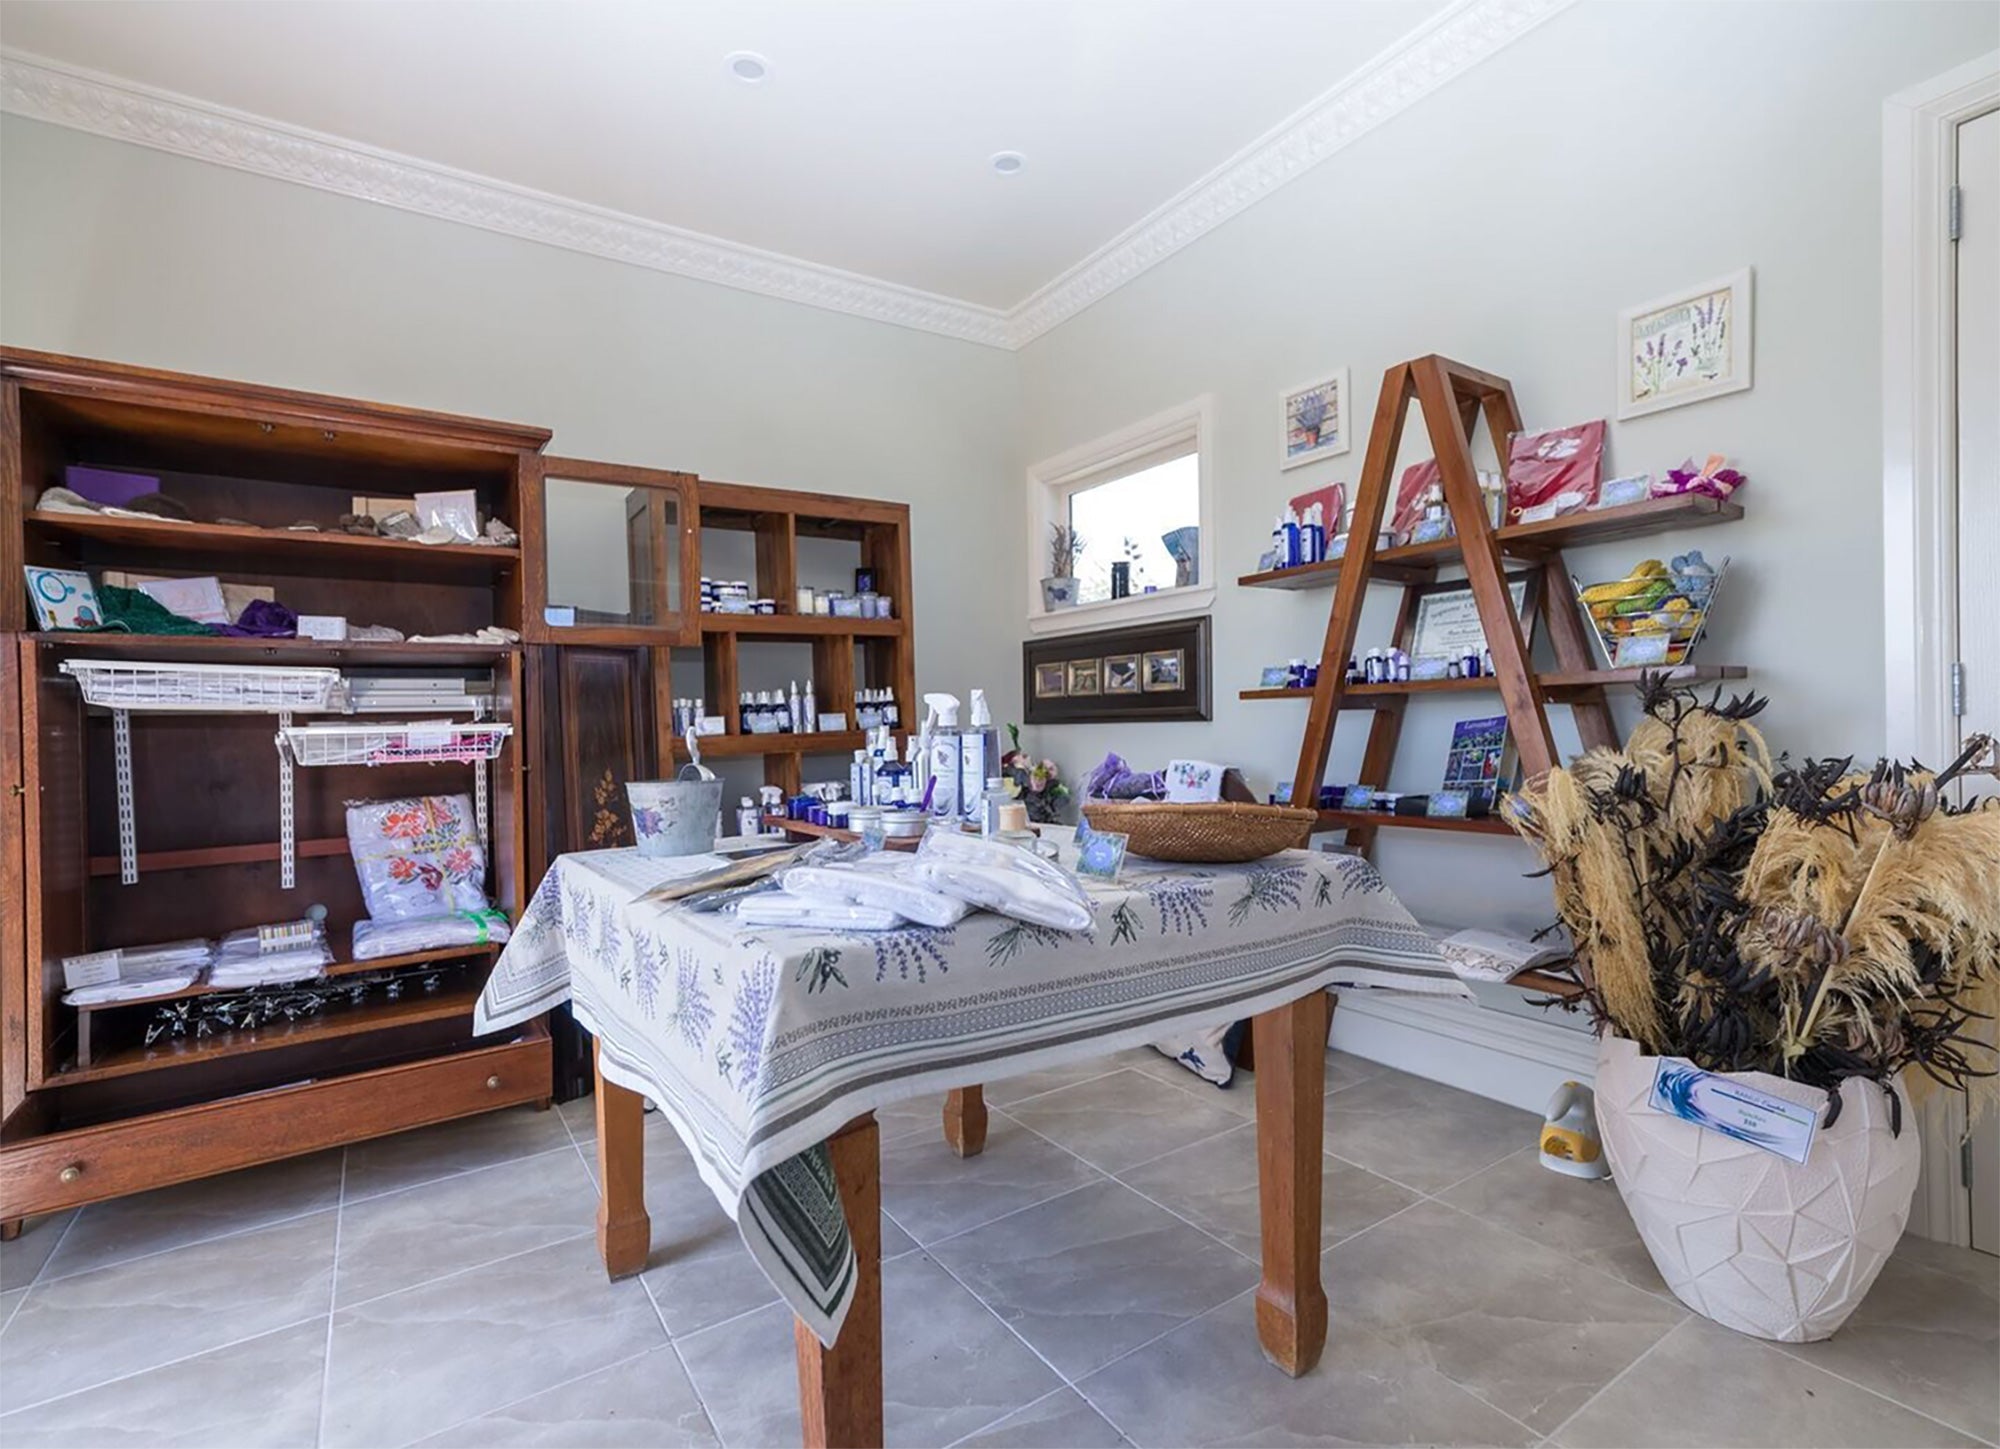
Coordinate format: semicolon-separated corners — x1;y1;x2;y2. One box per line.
1259;354;1745;873
1;349;552;1225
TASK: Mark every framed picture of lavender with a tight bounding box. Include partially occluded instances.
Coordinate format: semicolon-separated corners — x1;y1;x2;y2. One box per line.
1279;369;1350;469
1022;616;1211;724
1617;267;1753;419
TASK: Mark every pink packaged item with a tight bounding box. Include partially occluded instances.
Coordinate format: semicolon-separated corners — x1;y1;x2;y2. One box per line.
1393;460;1441;538
1505;421;1606;524
345;794;488;920
1656;454;1746;501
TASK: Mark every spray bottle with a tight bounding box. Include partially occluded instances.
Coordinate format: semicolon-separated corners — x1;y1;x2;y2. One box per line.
960;689;1000;824
922;692;963;821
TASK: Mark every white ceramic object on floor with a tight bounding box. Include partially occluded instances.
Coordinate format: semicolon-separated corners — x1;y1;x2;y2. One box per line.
1594;1033;1920;1343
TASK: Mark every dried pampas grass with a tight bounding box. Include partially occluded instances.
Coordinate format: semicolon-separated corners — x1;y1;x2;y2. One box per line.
1507;678;1999;1126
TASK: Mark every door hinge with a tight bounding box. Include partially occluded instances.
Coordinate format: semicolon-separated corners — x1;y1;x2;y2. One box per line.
1948;184;1962;242
1951;660;1966;718
1963;1137;1975;1189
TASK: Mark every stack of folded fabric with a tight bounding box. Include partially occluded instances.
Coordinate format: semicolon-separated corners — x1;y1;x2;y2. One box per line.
61;938;215;1005
734;835;1092;933
351;908;513;960
208;920;334;988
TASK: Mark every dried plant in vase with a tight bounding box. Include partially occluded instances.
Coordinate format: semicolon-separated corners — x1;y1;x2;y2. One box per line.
1042;523;1084;610
1506;677;1999;1123
1505;677;1998;1341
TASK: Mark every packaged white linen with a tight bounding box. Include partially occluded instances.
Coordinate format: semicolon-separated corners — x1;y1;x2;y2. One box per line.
209;920;333;987
350;909;512;961
63;970;205;1006
777;859;971;928
909;830;1093;932
736;892;907;932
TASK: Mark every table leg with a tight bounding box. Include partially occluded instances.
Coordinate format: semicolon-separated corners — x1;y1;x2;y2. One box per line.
795;1114;884;1449
943;1086;988;1157
594;1041;651;1280
1253;990;1330;1376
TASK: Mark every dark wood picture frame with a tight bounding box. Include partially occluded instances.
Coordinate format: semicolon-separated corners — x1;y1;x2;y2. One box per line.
1023;615;1211;724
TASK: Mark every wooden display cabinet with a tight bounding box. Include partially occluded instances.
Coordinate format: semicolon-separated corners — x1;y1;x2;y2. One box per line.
0;351;553;1221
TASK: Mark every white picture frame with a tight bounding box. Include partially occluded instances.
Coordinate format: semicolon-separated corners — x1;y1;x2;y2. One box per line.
1280;369;1350;470
1617;268;1753;419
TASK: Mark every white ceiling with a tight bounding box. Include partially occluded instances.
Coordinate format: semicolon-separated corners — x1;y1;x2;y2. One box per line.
0;0;1568;342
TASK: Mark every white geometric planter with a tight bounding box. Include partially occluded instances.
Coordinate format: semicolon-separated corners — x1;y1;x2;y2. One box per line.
1594;1034;1921;1342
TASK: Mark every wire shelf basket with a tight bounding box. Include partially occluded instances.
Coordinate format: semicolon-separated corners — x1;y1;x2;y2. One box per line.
61;659;343;713
278;721;513;768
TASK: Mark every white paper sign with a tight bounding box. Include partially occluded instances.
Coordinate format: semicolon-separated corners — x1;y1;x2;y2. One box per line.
1647;1057;1819;1164
1409;580;1529;661
62;948;123;989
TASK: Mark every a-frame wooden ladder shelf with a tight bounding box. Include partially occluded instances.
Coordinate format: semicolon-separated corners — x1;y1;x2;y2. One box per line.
1248;354;1745;855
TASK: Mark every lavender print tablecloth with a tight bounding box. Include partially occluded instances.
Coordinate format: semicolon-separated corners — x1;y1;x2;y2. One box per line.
474;833;1461;1344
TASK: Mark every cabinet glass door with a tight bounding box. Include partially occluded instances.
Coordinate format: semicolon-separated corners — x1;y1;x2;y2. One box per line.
529;457;698;645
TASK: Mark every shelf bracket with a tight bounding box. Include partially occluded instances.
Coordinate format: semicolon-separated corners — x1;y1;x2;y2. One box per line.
475;755;490;848
278;710;296;890
113;708;138;885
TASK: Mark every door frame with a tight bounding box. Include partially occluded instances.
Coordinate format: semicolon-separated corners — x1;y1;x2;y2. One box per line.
1881;49;2000;1250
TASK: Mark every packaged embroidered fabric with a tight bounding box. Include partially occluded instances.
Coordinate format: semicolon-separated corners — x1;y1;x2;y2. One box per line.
350;908;513;961
209;919;333;987
735;892;907;932
346;795;488;920
63;960;208;1006
909;830;1093;932
777;858;971;928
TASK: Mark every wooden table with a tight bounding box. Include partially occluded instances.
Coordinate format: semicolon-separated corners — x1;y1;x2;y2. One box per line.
592;991;1330;1448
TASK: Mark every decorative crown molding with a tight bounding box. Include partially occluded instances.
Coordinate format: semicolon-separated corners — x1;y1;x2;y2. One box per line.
1004;0;1576;346
0;0;1571;352
0;51;1015;349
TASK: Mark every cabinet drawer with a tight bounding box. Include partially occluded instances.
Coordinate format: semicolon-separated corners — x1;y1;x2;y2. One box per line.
2;1026;550;1218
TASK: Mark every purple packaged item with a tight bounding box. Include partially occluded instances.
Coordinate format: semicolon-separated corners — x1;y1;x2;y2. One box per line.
1082;752;1167;802
65;466;160;507
214;599;299;638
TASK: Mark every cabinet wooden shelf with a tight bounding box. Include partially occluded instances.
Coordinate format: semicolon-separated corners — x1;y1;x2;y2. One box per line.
58;975;491;1084
38;632;516;669
674;729;899;760
1236;493;1742;592
699;614;903;639
27;510;521;577
66;939;504;1015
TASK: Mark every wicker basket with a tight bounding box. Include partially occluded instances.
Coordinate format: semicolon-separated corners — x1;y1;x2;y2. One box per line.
1081;801;1316;863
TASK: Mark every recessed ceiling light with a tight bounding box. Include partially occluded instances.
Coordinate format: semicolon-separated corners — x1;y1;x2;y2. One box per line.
990;151;1026;176
726;51;769;83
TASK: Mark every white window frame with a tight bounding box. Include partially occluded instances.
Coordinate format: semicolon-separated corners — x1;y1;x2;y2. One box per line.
1024;395;1215;635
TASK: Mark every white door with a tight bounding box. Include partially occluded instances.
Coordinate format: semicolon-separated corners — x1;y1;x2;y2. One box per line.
1955;105;1999;1256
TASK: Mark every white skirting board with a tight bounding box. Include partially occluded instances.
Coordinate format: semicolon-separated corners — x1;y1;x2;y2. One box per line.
1328;987;1598;1114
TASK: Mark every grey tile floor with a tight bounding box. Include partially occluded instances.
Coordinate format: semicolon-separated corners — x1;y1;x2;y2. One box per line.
0;1048;1993;1448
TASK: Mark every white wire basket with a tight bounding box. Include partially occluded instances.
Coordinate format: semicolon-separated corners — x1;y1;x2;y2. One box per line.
278;720;512;767
61;659;343;713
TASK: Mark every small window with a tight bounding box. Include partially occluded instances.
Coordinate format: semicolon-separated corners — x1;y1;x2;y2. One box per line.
1066;451;1200;605
1028;397;1213;633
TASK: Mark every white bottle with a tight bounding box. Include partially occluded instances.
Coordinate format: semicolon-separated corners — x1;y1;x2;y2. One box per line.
960;689;999;823
851;748;872;806
735;796;760;836
922;692;963;821
774;687;792;734
801;678;816;733
980;777;1008;837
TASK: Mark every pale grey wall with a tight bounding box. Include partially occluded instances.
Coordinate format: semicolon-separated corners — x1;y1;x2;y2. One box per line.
0;115;1025;728
1015;0;1999;934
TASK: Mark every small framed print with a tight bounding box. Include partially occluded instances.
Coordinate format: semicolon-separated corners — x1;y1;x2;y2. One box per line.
1142;649;1185;692
1022;617;1210;725
1617;267;1753;419
1281;369;1350;470
1073;821;1130;881
1103;654;1141;694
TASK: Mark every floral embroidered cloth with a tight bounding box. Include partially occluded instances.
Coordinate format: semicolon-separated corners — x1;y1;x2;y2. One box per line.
474;834;1462;1345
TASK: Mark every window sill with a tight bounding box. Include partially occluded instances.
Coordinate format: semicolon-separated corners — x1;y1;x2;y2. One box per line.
1024;584;1216;636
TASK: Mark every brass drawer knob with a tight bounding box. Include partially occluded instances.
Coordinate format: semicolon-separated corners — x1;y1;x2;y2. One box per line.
485;1075;502;1090
58;1164;81;1183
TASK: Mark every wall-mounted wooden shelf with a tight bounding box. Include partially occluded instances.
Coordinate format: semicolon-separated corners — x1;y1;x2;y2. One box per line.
674;729;902;760
1236;493;1742;592
699;614;903;639
1241;663;1747;705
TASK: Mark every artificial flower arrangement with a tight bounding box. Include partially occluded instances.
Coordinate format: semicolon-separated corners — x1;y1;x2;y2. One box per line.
1506;676;1999;1126
1003;724;1072;824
